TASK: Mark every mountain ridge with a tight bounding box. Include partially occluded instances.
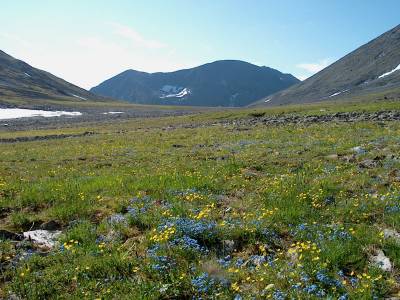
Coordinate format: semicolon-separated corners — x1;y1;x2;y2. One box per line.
251;24;400;106
91;60;299;107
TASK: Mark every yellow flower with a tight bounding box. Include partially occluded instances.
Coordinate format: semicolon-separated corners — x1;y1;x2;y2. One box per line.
231;282;240;292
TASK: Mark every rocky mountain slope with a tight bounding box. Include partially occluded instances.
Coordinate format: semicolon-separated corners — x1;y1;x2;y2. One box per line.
91;60;299;107
252;24;400;106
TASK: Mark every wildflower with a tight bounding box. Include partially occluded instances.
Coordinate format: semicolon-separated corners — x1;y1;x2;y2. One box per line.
231;282;240;292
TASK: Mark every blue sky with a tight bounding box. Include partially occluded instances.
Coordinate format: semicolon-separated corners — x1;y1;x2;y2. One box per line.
1;0;399;88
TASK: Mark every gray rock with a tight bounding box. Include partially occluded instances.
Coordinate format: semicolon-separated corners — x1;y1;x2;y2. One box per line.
23;230;62;248
326;154;339;160
383;228;400;244
369;249;392;272
351;146;367;155
222;240;235;253
359;159;378;169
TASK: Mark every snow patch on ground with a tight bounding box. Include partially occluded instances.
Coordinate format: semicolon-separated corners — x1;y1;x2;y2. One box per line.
378;63;400;79
102;112;124;115
71;94;87;101
329;89;349;98
24;72;31;77
0;108;82;120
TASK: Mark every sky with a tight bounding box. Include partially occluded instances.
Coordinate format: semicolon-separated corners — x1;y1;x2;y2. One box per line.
1;0;399;89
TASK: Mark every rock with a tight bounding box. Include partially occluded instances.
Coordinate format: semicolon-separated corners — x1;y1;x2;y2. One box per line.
326;154;339;160
40;220;61;231
383;229;400;244
108;213;128;226
359;159;378;169
351;146;367;155
7;293;21;300
341;154;356;163
388;170;400;183
222;240;235;254
0;229;23;241
369;249;392;272
23;230;62;249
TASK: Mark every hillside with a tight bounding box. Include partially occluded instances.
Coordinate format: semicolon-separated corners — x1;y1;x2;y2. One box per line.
252;24;400;106
0;50;102;103
91;60;299;107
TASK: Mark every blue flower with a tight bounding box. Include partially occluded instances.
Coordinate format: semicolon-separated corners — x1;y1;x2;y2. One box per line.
108;213;127;225
303;284;318;294
191;273;215;294
272;290;286;300
217;255;232;267
169;235;207;253
338;294;349;300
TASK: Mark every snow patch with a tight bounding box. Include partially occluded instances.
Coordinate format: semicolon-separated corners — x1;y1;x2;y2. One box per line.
0;108;82;120
24;72;31;77
71;94;87;101
264;97;272;103
160;86;191;99
329;89;349;98
378;63;400;79
102;112;124;115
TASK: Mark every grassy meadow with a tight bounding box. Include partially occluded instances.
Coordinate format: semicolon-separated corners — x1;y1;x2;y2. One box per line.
0;100;400;299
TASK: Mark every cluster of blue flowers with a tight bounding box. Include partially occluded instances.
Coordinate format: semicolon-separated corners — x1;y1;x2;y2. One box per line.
217;255;232;268
289;223;352;248
169;235;208;253
147;244;175;272
126;195;154;218
191;273;216;294
385;203;400;213
272;289;286;300
151;255;174;272
161;218;217;241
107;213;127;225
191;272;229;295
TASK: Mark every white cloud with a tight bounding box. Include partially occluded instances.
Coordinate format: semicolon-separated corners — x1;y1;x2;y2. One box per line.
109;22;166;49
296;58;332;74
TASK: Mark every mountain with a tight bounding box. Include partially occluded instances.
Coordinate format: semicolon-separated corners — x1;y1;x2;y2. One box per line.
0;50;100;102
90;60;299;107
251;24;400;107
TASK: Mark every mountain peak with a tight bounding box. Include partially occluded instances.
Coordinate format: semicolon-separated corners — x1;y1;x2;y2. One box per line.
91;60;299;107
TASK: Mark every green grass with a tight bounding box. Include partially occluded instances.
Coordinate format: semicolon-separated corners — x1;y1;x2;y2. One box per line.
0;99;399;299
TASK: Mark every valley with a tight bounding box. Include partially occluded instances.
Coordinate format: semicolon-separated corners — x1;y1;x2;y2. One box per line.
0;4;399;299
0;98;399;298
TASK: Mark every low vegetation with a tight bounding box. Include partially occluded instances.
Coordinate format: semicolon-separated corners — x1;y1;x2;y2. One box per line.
0;99;399;299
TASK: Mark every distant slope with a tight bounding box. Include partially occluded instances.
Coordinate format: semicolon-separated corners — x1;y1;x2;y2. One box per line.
0;50;102;103
252;24;400;106
91;60;299;107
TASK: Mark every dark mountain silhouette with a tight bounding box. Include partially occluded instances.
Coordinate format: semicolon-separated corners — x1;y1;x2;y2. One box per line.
91;60;299;107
